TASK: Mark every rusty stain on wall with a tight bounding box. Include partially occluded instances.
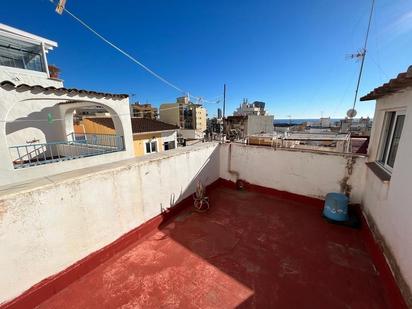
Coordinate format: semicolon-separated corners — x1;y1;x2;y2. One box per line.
340;156;356;197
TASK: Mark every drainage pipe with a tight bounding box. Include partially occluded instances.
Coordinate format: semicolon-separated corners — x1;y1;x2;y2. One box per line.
228;143;239;182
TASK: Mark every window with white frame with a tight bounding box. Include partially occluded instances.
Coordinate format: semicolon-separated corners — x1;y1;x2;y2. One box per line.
377;110;406;172
145;140;157;154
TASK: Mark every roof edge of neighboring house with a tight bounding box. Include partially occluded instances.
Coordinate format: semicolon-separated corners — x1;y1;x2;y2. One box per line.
133;129;177;136
0;81;129;99
361;65;412;101
84;117;178;134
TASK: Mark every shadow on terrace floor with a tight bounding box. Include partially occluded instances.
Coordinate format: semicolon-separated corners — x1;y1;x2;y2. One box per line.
37;183;400;308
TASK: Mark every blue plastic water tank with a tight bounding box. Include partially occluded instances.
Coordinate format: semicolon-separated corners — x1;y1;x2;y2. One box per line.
323;192;349;222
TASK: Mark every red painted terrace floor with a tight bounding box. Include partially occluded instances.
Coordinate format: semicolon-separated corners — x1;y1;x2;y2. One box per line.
35;185;403;308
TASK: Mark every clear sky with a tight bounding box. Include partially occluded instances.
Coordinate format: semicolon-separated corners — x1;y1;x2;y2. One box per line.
3;0;412;118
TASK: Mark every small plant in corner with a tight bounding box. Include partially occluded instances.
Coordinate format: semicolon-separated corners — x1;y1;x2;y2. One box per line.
193;181;209;212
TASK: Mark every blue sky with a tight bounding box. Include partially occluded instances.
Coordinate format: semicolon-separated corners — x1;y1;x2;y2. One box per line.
3;0;412;118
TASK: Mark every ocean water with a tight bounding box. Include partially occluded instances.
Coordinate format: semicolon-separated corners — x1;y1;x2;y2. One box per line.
274;118;343;125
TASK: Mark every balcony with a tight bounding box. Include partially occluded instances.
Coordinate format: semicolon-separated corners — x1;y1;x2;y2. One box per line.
9;133;125;169
0;143;408;308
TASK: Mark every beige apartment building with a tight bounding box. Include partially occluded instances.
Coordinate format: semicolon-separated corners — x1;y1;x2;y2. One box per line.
159;96;207;132
129;103;158;119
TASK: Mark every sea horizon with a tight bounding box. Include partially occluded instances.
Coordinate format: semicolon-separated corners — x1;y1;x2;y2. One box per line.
274;118;371;125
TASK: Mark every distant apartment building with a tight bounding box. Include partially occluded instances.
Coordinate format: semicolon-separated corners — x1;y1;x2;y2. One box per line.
306;117;332;128
320;117;331;128
228;99;272;140
79;117;178;157
217;108;222;119
207;108;224;136
233;99;267;116
224;114;274;140
130;103;158;119
281;132;351;153
74;105;111;120
159;96;207;138
207;117;223;134
340;117;372;136
247;131;361;154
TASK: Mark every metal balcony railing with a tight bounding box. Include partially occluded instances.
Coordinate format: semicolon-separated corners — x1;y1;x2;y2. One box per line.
10;133;124;169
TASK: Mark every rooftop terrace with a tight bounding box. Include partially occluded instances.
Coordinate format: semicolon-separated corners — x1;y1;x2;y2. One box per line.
0;143;409;308
34;183;402;308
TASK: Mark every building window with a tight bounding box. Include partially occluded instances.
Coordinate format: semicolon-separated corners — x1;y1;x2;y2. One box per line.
145;140;157;154
0;37;45;73
377;111;406;172
164;141;175;151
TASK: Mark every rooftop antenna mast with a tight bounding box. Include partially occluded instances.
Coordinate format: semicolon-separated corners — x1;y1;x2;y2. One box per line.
55;0;67;14
348;0;375;119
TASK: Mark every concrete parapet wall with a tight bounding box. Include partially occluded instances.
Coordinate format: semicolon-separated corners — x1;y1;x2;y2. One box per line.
0;143;220;304
219;143;366;203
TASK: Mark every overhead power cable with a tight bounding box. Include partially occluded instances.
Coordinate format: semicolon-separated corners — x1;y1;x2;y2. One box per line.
48;0;218;104
1;101;209;123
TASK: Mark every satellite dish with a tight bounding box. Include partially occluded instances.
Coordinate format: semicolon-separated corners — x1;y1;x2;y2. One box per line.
347;108;357;118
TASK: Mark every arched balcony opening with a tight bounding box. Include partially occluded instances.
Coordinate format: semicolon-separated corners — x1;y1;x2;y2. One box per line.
6;100;126;169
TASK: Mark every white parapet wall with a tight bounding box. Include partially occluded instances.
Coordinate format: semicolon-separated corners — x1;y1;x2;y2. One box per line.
0;143;220;304
219;143;366;203
0;142;371;305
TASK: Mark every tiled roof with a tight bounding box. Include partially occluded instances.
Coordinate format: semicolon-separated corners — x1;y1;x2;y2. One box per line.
86;117;178;133
0;81;128;99
131;118;178;133
360;65;412;101
227;115;247;120
85;117;116;130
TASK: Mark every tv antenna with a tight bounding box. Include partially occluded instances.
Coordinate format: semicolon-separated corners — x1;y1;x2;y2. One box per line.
347;108;357;119
348;0;375;119
55;0;67;14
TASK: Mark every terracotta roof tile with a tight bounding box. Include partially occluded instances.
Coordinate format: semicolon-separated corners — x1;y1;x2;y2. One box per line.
0;81;128;99
131;118;178;133
86;117;178;134
361;65;412;101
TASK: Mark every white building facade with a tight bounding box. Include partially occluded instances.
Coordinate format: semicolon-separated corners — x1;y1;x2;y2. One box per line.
233;100;266;116
0;24;134;186
361;66;412;303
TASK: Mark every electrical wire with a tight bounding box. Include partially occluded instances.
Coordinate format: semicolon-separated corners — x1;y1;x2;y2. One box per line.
1;100;208;123
48;0;219;104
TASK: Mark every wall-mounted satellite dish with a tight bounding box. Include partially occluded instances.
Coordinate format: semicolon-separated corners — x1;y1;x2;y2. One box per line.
347;108;357;118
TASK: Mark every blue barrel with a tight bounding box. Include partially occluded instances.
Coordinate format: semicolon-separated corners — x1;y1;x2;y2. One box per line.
323;193;349;222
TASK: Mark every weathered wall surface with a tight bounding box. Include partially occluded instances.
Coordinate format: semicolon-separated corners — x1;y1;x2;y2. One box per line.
0;143;220;304
362;91;412;305
80;118;116;135
246;115;274;135
159;103;179;126
219;143;366;203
